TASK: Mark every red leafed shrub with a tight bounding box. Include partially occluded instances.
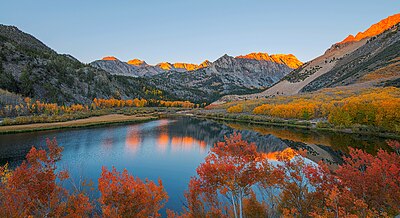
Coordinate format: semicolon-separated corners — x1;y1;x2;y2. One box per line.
0;138;93;217
98;166;168;218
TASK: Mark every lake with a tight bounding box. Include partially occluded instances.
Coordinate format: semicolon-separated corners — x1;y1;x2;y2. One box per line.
0;116;389;213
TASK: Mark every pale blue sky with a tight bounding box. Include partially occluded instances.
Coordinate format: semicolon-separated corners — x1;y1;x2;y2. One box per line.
0;0;398;64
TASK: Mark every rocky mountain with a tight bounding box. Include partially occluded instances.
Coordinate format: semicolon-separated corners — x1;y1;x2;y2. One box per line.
301;23;400;92
339;13;400;44
236;53;303;69
0;25;178;104
215;13;400;103
90;57;164;77
145;53;302;102
0;24;303;104
157;62;206;71
91;57;212;77
90;52;302;102
127;58;147;66
92;52;301;77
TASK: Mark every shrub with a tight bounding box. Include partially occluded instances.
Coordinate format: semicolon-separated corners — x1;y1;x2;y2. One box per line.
227;104;244;113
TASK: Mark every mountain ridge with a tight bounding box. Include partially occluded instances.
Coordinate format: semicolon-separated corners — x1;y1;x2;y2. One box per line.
0;25;183;104
236;53;302;69
92;52;302;77
145;53;300;102
0;24;301;104
339;13;400;44
213;13;400;104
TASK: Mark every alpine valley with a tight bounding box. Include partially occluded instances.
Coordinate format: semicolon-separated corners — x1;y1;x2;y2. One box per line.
1;3;400;217
2;14;399;105
0;24;302;104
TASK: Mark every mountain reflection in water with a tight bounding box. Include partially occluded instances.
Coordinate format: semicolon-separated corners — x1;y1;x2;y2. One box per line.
0;117;389;213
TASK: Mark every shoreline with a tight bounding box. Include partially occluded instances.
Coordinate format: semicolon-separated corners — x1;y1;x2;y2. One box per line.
0;114;157;134
190;114;400;140
1;111;399;140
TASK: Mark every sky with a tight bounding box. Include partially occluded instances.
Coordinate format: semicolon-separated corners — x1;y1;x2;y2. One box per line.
0;0;399;64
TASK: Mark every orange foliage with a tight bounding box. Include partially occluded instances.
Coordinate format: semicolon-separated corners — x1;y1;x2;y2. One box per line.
92;98;195;109
253;100;318;119
2;96;197;118
0;138;170;217
252;87;400;132
0;138;93;217
93;98;147;109
227;104;244;113
242;192;268;217
98;166;168;218
175;133;272;217
335;148;400;215
1;134;399;217
177;135;400;217
158;100;195;108
2;97;89;117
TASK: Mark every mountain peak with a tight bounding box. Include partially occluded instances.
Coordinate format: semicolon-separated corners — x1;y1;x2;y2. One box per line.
127;59;146;66
236;52;271;61
236;53;302;69
199;60;212;68
339;13;400;44
155;61;212;71
270;54;303;69
102;56;118;61
173;63;199;71
214;54;234;63
157;62;173;70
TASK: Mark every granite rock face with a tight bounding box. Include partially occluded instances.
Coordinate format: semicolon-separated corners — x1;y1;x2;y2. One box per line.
90;53;302;102
145;53;301;103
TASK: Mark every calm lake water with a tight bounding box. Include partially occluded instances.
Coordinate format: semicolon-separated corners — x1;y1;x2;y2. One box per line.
0;117;389;213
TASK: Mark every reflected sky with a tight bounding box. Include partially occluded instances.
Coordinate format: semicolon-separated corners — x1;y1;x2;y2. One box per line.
0;117;389;214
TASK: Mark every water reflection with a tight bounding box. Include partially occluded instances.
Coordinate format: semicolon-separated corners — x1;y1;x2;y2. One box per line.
262;148;296;161
170;137;207;153
157;133;169;153
0;117;390;213
125;126;141;154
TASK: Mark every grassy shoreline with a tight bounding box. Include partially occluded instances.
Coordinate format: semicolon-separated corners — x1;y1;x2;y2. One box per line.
190;113;400;140
1;109;399;140
0;114;157;134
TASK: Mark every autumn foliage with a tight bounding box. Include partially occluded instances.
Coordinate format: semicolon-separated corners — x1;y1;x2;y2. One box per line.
174;134;400;217
0;138;93;217
335;147;400;215
1;135;399;217
1;97;89;117
227;104;244;113
190;133;265;217
98;166;168;218
253;100;317;119
251;87;400;132
0;139;168;218
92;98;148;109
158;100;195;108
1;94;199;118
